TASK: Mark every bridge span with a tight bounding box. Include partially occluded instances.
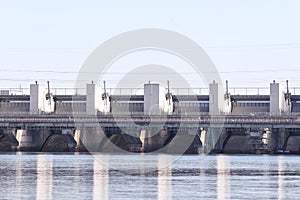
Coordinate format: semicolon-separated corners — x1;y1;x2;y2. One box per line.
1;113;300;154
1;80;300;154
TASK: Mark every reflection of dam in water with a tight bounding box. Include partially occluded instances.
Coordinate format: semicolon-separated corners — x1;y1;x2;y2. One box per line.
1;80;300;154
2;154;297;199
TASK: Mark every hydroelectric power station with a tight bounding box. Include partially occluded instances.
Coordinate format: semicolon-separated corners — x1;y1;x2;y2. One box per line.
1;80;300;154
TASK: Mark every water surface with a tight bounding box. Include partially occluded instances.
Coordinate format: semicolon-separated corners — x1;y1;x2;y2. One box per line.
0;153;299;200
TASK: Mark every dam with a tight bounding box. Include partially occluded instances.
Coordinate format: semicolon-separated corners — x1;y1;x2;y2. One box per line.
1;80;300;154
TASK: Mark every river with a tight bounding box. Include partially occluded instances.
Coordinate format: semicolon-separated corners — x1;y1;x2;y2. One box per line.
0;153;299;200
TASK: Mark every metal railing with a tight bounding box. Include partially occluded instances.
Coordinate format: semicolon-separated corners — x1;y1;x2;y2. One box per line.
229;87;269;95
1;87;300;96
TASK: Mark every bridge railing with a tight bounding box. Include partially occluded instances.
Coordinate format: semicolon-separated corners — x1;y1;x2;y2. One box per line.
229;87;270;95
290;87;300;95
0;87;210;95
2;87;300;96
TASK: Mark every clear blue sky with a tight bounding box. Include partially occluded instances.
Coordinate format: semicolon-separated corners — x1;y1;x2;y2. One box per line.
0;0;300;89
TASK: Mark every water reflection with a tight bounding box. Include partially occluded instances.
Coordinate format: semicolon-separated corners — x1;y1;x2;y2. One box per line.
277;156;284;200
263;156;274;200
36;155;53;200
1;154;300;199
217;155;231;200
15;154;22;199
93;156;109;200
157;155;172;200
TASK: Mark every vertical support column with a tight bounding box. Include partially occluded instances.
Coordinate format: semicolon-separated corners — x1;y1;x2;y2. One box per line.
200;128;207;154
144;83;172;115
142;128;154;152
208;127;223;153
140;129;146;152
140;128;168;152
269;128;287;153
16;129;33;151
209;81;219;115
144;83;160;115
270;80;280;115
16;128;53;151
0;128;18;151
74;129;82;151
30;82;43;114
86;83;100;114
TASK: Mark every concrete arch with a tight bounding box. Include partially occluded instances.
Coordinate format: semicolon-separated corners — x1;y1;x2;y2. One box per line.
41;133;76;152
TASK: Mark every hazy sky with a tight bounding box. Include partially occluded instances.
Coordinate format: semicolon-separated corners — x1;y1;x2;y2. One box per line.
0;0;300;91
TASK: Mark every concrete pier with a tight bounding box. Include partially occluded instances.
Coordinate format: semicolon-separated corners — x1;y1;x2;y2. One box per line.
30;82;54;114
141;128;168;152
86;82;110;114
209;81;220;115
270;81;281;115
0;129;18;151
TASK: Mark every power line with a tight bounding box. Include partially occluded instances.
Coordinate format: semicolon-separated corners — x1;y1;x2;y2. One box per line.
204;43;300;49
0;43;299;50
1;68;300;74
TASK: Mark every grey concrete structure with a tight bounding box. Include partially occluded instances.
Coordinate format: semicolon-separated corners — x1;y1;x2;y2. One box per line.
209;81;220;115
270;81;281;115
1;80;300;154
2;81;300;116
144;83;173;115
1;114;300;153
86;82;110;114
29;82;54;114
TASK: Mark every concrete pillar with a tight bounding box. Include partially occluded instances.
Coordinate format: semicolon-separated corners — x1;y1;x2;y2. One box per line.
270;81;280;115
142;129;156;152
209;128;223;152
79;127;108;152
74;129;83;150
144;83;172;115
16;128;53;151
30;83;44;114
0;128;18;151
30;83;54;114
141;128;169;152
86;83;101;114
269;128;287;152
209;81;219;115
140;129;146;152
200;129;207;153
144;83;160;115
16;130;33;150
86;83;110;114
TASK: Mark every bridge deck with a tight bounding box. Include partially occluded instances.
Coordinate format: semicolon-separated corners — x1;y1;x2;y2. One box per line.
1;94;300;102
1;114;300;129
